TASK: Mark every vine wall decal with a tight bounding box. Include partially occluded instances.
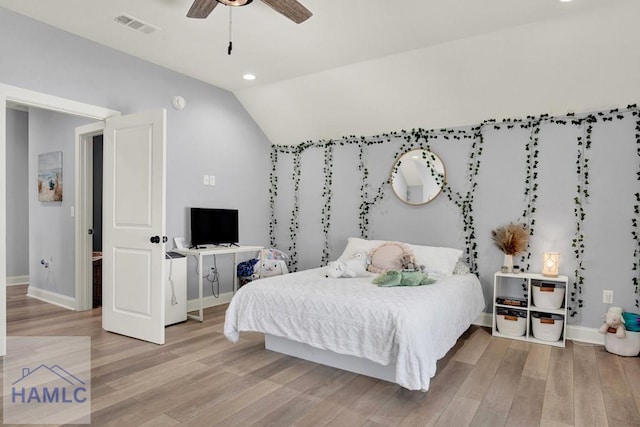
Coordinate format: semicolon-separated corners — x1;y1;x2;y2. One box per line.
321;142;334;266
570;118;593;317
633;113;640;309
268;147;279;248
267;104;640;316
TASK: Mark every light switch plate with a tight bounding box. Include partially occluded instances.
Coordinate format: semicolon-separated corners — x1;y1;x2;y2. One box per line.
209;175;215;186
203;175;209;185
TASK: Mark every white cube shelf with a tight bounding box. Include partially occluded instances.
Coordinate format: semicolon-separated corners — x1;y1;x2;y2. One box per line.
492;271;569;347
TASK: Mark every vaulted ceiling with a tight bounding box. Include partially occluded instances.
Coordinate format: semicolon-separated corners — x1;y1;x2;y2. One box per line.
1;0;635;145
0;0;605;92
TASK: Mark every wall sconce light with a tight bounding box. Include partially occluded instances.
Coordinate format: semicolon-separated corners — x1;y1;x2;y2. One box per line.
543;252;560;277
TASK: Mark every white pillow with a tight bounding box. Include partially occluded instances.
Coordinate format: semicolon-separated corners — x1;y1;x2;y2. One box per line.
337;238;464;276
408;243;463;276
336;237;386;261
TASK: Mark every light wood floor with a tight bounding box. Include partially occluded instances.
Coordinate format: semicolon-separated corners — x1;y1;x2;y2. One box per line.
3;284;639;427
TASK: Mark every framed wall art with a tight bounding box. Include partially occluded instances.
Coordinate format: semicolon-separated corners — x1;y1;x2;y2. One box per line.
38;151;63;202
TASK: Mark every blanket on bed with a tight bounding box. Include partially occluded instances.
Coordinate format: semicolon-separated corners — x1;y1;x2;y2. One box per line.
224;268;485;391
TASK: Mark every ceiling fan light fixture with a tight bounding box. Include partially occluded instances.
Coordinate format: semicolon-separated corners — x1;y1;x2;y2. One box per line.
217;0;253;6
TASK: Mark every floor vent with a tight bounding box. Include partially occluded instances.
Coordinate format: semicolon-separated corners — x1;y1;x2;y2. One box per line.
114;14;159;35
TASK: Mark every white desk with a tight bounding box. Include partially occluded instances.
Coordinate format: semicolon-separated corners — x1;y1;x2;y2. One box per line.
176;245;263;322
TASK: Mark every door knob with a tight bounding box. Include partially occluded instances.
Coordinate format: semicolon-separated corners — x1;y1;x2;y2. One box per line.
150;236;160;244
162;236;168;243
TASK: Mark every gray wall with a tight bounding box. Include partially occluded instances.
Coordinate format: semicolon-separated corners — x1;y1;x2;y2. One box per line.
28;109;93;296
0;8;271;299
5;109;28;278
271;113;640;330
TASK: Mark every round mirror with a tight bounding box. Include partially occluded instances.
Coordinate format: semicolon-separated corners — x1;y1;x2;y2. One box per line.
390;149;445;205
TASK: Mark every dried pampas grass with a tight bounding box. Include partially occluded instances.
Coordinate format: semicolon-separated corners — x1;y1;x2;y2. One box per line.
491;222;529;255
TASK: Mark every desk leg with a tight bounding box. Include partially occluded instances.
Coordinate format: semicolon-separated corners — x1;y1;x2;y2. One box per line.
187;253;204;322
233;253;238;294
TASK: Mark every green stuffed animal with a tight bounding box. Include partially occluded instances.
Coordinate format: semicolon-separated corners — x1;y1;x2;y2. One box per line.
373;270;436;287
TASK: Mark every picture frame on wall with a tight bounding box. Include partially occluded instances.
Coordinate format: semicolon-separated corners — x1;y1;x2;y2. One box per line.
38;151;63;202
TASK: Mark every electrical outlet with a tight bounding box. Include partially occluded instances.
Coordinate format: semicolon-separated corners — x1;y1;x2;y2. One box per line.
602;290;613;304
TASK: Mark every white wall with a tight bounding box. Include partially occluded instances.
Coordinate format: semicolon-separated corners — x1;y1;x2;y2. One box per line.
27;109;93;297
270;111;640;330
5;109;28;279
237;1;640;146
0;8;272;300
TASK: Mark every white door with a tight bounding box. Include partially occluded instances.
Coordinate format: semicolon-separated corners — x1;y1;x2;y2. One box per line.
102;109;166;344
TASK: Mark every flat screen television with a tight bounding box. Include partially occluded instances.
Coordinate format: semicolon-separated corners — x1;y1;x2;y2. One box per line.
190;208;239;247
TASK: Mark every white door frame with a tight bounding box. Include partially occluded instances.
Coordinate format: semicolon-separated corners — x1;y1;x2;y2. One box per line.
0;83;119;356
75;123;105;311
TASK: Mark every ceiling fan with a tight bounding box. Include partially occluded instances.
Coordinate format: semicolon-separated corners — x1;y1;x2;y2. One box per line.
187;0;312;24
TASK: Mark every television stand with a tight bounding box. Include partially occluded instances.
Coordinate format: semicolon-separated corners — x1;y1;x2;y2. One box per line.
174;245;263;322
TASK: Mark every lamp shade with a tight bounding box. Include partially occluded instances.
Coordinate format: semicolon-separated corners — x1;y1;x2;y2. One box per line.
218;0;253;6
543;252;560;277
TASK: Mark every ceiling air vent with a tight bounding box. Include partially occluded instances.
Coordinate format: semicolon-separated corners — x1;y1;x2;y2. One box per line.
114;14;159;35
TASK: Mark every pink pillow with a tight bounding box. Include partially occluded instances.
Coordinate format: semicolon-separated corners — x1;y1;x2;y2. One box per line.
368;242;414;274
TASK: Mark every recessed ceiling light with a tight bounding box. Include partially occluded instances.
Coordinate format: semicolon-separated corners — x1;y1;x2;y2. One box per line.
242;73;256;81
559;0;574;3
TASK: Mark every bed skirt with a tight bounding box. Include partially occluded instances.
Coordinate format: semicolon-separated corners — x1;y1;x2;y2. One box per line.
264;334;397;384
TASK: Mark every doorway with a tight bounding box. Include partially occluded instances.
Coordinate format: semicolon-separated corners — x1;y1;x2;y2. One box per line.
91;135;103;308
2;84;168;351
0;83;119;355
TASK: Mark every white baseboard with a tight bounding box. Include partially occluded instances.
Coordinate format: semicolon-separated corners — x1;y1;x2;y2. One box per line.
566;325;604;345
26;286;76;311
6;275;29;286
187;291;234;313
473;311;603;346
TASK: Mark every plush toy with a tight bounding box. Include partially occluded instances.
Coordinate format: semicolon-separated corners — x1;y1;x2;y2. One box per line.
242;248;290;279
326;251;370;278
367;242;417;274
373;270;436;287
255;259;289;278
598;306;626;338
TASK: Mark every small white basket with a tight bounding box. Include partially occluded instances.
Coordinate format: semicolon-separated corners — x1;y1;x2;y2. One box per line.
605;330;640;356
496;309;526;337
531;312;564;342
532;281;565;309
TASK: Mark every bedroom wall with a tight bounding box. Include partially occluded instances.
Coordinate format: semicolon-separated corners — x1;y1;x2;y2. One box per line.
270;109;640;331
0;8;272;300
5;108;29;281
28;109;93;298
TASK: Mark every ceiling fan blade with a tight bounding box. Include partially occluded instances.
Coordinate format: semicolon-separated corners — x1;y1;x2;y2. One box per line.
187;0;219;18
261;0;312;24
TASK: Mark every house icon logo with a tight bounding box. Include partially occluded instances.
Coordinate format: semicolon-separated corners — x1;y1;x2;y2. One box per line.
11;364;88;404
3;336;91;424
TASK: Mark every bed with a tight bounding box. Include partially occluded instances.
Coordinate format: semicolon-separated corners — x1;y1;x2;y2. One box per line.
224;239;485;391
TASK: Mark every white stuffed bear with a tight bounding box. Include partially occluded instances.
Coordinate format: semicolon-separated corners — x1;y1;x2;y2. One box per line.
598;306;626;338
325;251;369;278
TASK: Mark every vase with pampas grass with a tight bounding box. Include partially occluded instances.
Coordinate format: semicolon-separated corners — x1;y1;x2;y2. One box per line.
491;222;529;273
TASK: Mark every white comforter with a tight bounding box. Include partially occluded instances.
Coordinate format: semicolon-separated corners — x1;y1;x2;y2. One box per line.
224;268;485;391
